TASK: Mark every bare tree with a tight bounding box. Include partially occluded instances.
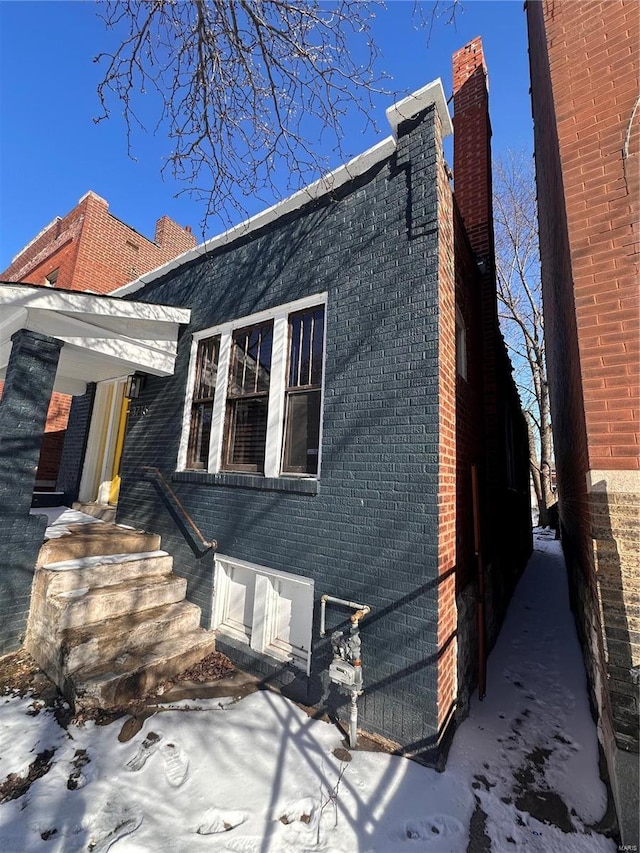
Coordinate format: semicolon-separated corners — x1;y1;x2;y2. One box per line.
93;0;459;236
493;150;554;527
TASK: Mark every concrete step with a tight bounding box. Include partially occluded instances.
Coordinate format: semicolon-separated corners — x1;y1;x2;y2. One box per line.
38;523;161;566
73;629;217;708
62;601;202;676
39;551;173;595
72;502;117;523
51;574;187;630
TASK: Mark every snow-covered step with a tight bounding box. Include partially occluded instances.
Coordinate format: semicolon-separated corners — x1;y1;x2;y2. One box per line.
39;551;173;594
37;523;161;566
63;601;202;676
72;501;117;523
52;574;188;630
73;630;218;709
27;520;216;712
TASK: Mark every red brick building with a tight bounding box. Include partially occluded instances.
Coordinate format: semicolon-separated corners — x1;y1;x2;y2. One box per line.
0;191;196;487
526;1;639;842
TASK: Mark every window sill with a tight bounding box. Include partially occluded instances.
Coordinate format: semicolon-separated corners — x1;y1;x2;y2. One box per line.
172;470;319;495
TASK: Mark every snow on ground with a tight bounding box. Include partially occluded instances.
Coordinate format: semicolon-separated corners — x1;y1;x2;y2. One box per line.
0;531;616;852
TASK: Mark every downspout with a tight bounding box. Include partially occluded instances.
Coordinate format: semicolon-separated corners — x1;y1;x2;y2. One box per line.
472;463;487;699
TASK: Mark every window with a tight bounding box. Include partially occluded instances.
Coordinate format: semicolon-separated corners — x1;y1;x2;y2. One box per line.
179;294;327;479
186;336;219;469
282;307;324;475
223;321;273;473
212;555;314;674
44;269;59;287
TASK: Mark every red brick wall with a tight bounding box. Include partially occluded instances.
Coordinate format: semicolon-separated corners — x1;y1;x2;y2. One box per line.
527;1;639;837
1;191;197;486
437;104;458;736
72;195;196;295
2;207;84;288
547;1;640;470
2;191;196;294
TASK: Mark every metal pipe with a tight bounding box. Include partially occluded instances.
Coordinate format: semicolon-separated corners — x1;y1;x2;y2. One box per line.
320;594;371;637
143;466;217;551
349;690;359;749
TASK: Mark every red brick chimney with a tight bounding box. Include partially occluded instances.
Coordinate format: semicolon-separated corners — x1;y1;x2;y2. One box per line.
452;37;494;265
452;37;502;560
154;215;197;255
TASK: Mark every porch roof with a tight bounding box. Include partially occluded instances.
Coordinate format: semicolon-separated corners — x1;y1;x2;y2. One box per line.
0;282;190;396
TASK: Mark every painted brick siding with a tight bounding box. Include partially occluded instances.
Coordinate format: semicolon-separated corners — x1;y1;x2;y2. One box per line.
527;0;639;841
116;106;448;760
0;331;62;654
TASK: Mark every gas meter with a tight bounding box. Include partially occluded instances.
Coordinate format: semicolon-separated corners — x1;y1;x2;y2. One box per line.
329;658;363;689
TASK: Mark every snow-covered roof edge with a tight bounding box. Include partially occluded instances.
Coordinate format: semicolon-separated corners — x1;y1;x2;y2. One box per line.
114;78;451;299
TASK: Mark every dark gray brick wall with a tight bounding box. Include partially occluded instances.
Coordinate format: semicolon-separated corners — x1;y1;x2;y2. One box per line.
0;329;62;653
116;106;446;759
56;384;96;504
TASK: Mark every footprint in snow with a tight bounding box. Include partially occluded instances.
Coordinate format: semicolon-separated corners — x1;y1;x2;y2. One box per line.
125;730;162;771
86;796;143;852
400;815;464;843
162;742;189;787
274;797;316;827
197;808;247;834
67;748;91;790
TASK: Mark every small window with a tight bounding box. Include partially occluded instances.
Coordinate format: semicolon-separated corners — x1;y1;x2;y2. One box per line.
222;321;273;473
44;269;59;287
213;555;314;674
282;307;324;475
456;306;467;380
186;336;219;469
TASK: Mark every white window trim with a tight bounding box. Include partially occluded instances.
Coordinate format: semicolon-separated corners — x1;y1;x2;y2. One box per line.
177;292;328;478
212;553;314;675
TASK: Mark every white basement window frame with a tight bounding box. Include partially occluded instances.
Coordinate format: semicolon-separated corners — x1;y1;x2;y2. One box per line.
177;292;328;479
211;554;315;675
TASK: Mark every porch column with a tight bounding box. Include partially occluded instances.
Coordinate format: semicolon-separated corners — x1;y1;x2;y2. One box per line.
0;329;63;654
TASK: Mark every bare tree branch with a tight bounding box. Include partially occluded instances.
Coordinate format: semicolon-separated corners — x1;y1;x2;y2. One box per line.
93;0;390;236
93;1;461;237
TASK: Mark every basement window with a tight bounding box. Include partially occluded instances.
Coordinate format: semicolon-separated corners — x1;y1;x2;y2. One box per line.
212;555;314;674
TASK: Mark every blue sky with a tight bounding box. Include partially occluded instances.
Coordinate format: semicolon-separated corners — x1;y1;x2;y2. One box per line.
0;1;532;272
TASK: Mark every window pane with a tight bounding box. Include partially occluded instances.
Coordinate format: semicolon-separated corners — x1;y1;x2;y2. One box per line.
229;322;273;395
187;336;219;469
289;315;302;387
226;397;269;471
187;402;212;469
224;321;272;472
310;308;325;385
282;390;321;474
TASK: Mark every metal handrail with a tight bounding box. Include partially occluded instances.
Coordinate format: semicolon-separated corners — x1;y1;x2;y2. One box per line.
142;466;217;551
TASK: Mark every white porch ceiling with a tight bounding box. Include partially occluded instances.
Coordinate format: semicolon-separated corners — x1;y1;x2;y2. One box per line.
0;283;190;396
